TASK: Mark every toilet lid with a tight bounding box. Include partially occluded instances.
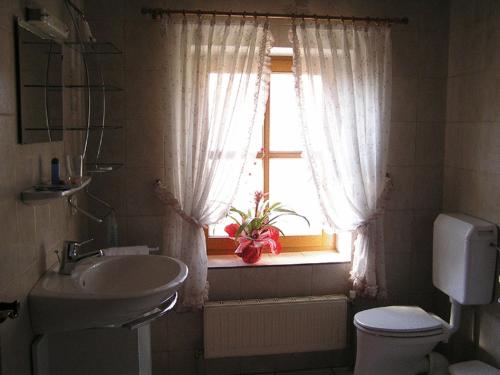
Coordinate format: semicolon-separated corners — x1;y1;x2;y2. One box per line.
354;306;443;333
449;361;500;375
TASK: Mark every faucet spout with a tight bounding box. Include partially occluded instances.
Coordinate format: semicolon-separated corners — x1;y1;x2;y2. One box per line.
73;249;103;262
59;239;101;275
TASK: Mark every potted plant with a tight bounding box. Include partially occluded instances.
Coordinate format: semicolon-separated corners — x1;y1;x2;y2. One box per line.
224;191;309;264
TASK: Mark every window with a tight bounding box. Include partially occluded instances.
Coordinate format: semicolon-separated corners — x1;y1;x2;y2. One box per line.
207;56;335;254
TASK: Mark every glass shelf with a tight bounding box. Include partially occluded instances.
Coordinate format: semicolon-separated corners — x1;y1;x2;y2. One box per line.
24;84;123;91
21;176;92;205
22;41;122;55
25;126;123;131
65;41;123;55
86;162;124;173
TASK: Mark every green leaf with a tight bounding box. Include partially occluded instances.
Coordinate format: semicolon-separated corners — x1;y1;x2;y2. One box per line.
230;207;248;221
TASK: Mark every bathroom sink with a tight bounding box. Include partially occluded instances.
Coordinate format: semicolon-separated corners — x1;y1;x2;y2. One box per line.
29;255;188;334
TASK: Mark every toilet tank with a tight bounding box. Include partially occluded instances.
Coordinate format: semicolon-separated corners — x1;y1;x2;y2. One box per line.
433;213;498;305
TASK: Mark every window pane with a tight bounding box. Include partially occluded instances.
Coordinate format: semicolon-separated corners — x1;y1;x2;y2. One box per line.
210;159;263;236
269;158;323;235
269;73;303;151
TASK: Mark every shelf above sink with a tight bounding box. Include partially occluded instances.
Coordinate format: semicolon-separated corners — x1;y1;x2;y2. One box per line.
21;176;92;205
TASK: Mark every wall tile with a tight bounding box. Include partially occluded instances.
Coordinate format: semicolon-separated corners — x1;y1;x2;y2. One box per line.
415;124;444;166
386;166;415;210
207;268;241;301
151;351;169;375
310;263;351;295
388;124;416;166
413;166;443;210
240;266;279;299
385;253;411;294
126;215;163;248
392;77;417;122
275;265;312;297
417;79;447;122
167;311;203;351
125;166;165;216
151;315;169;353
168;350;199;375
384;210;413;253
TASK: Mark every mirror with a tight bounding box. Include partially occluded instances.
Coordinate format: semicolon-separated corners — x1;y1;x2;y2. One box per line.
15;20;63;143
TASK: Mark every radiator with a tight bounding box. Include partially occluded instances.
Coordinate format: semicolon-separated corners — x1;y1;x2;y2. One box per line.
204;295;347;358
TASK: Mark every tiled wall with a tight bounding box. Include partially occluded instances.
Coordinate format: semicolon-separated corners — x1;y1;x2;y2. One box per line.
84;0;450;373
442;0;500;367
0;1;88;374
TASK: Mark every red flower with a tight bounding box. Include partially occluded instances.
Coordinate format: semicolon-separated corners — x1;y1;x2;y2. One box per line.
224;223;240;238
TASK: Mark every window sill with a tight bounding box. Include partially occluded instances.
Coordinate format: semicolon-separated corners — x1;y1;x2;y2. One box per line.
208;250;351;269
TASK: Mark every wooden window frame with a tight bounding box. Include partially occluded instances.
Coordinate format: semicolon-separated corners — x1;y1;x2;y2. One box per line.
206;56;335;255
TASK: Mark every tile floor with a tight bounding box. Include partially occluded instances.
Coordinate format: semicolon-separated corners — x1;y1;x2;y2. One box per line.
251;368;353;375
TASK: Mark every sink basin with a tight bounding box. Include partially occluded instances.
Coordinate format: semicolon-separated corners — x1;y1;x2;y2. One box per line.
29;255;188;334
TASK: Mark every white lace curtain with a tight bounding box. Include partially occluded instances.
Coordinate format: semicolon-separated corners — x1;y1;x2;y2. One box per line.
291;21;392;298
157;15;272;308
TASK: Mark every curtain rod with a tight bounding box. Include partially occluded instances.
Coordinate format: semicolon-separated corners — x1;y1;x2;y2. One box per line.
141;7;409;25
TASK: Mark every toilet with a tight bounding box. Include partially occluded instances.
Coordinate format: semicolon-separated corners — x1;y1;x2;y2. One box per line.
353;213;499;375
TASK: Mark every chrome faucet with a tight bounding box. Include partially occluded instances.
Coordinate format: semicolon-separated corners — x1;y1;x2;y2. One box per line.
58;239;103;275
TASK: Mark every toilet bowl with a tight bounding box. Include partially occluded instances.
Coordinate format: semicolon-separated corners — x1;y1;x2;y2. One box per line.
353;214;498;375
353;306;450;375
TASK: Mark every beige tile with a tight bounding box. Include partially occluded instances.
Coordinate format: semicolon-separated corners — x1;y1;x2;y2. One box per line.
415;124;444;166
240;266;279;299
85;0;124;21
151;315;168;353
126;166;165;216
391;77;417;122
207;268;241;301
384;210;413;253
456;169;480;216
310;263;350;295
392;26;418;78
386;166;415;210
479;124;500;174
151;351;169;375
126;215;163;248
205;357;241;375
124;20;166;70
16;202;36;244
410;250;433;293
167;350;199;375
0;193;18;243
126;115;165;167
413;166;443;210
444;124;462;168
442;167;460;211
0;238;19;291
411;210;438;253
276;265;312;297
167;311;203;351
417;27;448;79
385;253;411;295
417;78;447;122
88;168;127;215
388;124;416;166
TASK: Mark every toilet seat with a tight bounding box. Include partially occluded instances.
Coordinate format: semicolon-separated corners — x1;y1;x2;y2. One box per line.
354;306;444;337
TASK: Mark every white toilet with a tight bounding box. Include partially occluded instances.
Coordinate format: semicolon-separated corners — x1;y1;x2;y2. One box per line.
353;213;499;375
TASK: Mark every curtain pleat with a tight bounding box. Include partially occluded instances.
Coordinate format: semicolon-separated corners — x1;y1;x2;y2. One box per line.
291;21;392;298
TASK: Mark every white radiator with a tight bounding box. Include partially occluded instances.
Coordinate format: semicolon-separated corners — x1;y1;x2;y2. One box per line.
204;295;347;359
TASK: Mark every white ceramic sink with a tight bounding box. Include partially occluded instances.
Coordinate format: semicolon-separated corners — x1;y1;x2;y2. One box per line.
29;255;188;334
